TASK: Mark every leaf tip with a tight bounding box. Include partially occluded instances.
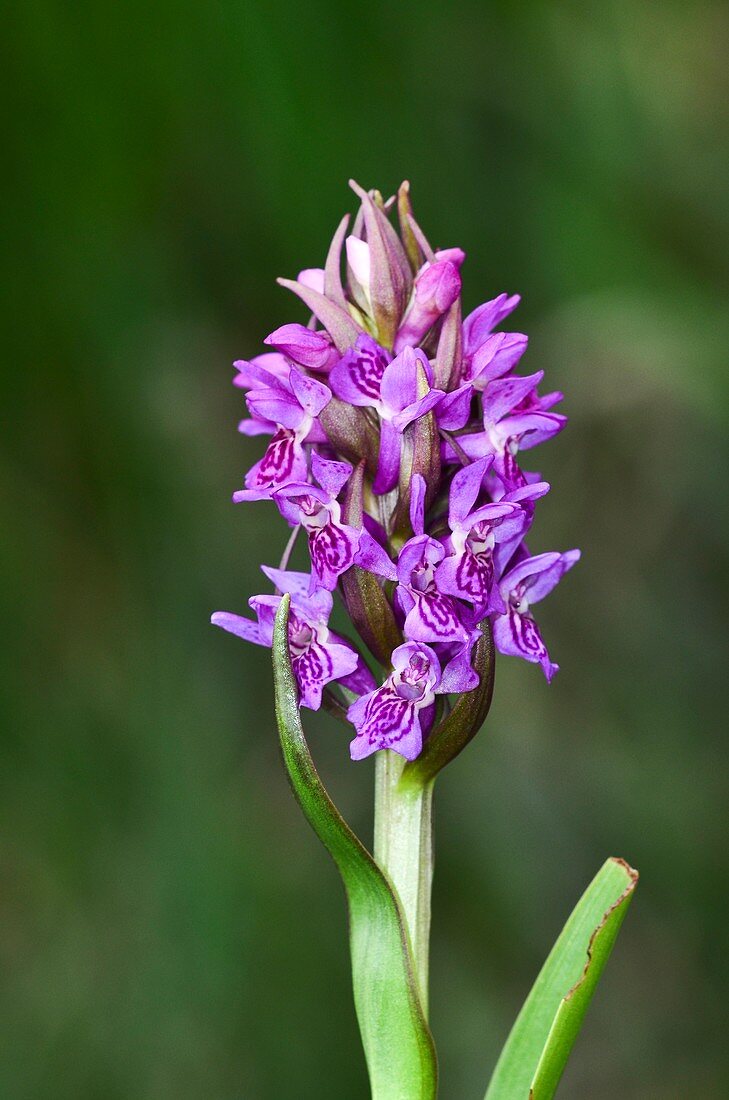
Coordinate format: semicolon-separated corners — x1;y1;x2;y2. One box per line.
608;856;639;889
562;856;638;1007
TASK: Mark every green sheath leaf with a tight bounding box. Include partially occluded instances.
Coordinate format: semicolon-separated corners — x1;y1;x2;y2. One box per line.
485;857;638;1100
273;596;438;1100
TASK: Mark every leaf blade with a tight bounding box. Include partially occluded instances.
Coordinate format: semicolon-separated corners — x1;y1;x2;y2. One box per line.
273;595;438;1100
485;857;638;1100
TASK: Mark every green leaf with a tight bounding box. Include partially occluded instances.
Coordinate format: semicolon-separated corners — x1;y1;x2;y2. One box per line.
485;857;638;1100
272;595;438;1100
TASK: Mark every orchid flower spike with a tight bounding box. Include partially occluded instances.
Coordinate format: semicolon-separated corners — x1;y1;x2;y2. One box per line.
213;181;580;760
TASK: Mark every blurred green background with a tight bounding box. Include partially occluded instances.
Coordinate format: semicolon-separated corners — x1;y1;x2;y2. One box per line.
3;1;728;1096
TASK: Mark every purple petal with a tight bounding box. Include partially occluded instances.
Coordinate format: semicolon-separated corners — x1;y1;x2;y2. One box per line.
394;260;461;352
308;521;360;590
395;534;444;586
482;371;545;426
233;353;290;390
496;412;567;451
210;611;264;645
436;384;473;431
448;456;493;526
288;368;332;418
409;474;426;536
264;324;338;372
354;529;397;580
372;419;402;495
260;566;333;620
297;268;325;293
465;501;524;538
238;418;276;437
246;390;305;431
402;591;468;644
492;609;558;681
468;332;528;385
348;686;423;761
337;655;378;698
294;638;359;710
440;430;495;465
311;451;352;498
462;293;521;355
434;551;496;608
390;641;442;685
392;388;444;433
329;333;390;407
500;550;580;605
380;346;432;416
438;635;480;692
235;429;308;501
435;247;465;268
501;481;551;506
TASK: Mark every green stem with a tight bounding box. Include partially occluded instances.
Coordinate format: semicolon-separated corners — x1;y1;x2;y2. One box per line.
374;750;434;1015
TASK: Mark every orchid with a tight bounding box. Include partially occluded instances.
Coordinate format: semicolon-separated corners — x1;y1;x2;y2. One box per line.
211;567;366;709
493;549;581;681
263;322;340;373
348;641;444;761
232;361;331;500
331;341;444;493
210;180;636;1100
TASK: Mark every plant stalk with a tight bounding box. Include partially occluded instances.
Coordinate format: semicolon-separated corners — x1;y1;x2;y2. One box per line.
374;750;434;1015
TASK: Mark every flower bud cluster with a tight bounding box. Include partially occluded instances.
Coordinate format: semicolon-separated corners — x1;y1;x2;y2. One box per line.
212;181;579;762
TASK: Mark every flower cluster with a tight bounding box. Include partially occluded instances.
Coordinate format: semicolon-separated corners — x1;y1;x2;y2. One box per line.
212;181;579;762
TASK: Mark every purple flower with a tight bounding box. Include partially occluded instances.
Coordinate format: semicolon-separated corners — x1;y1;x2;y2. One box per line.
376;348;445;493
329;333;391;406
234;351;290;393
464;331;529;388
264;323;340;373
394;259;462;352
348;642;444;761
435;457;529;612
211;567;362;709
395;536;471;643
273;452;361;590
462;292;521;364
441;371;566;489
233;364;331;502
436;331;530;432
491;479;552;575
332;341;444;494
215;180;582;762
492;550;580;681
385;475;472;643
